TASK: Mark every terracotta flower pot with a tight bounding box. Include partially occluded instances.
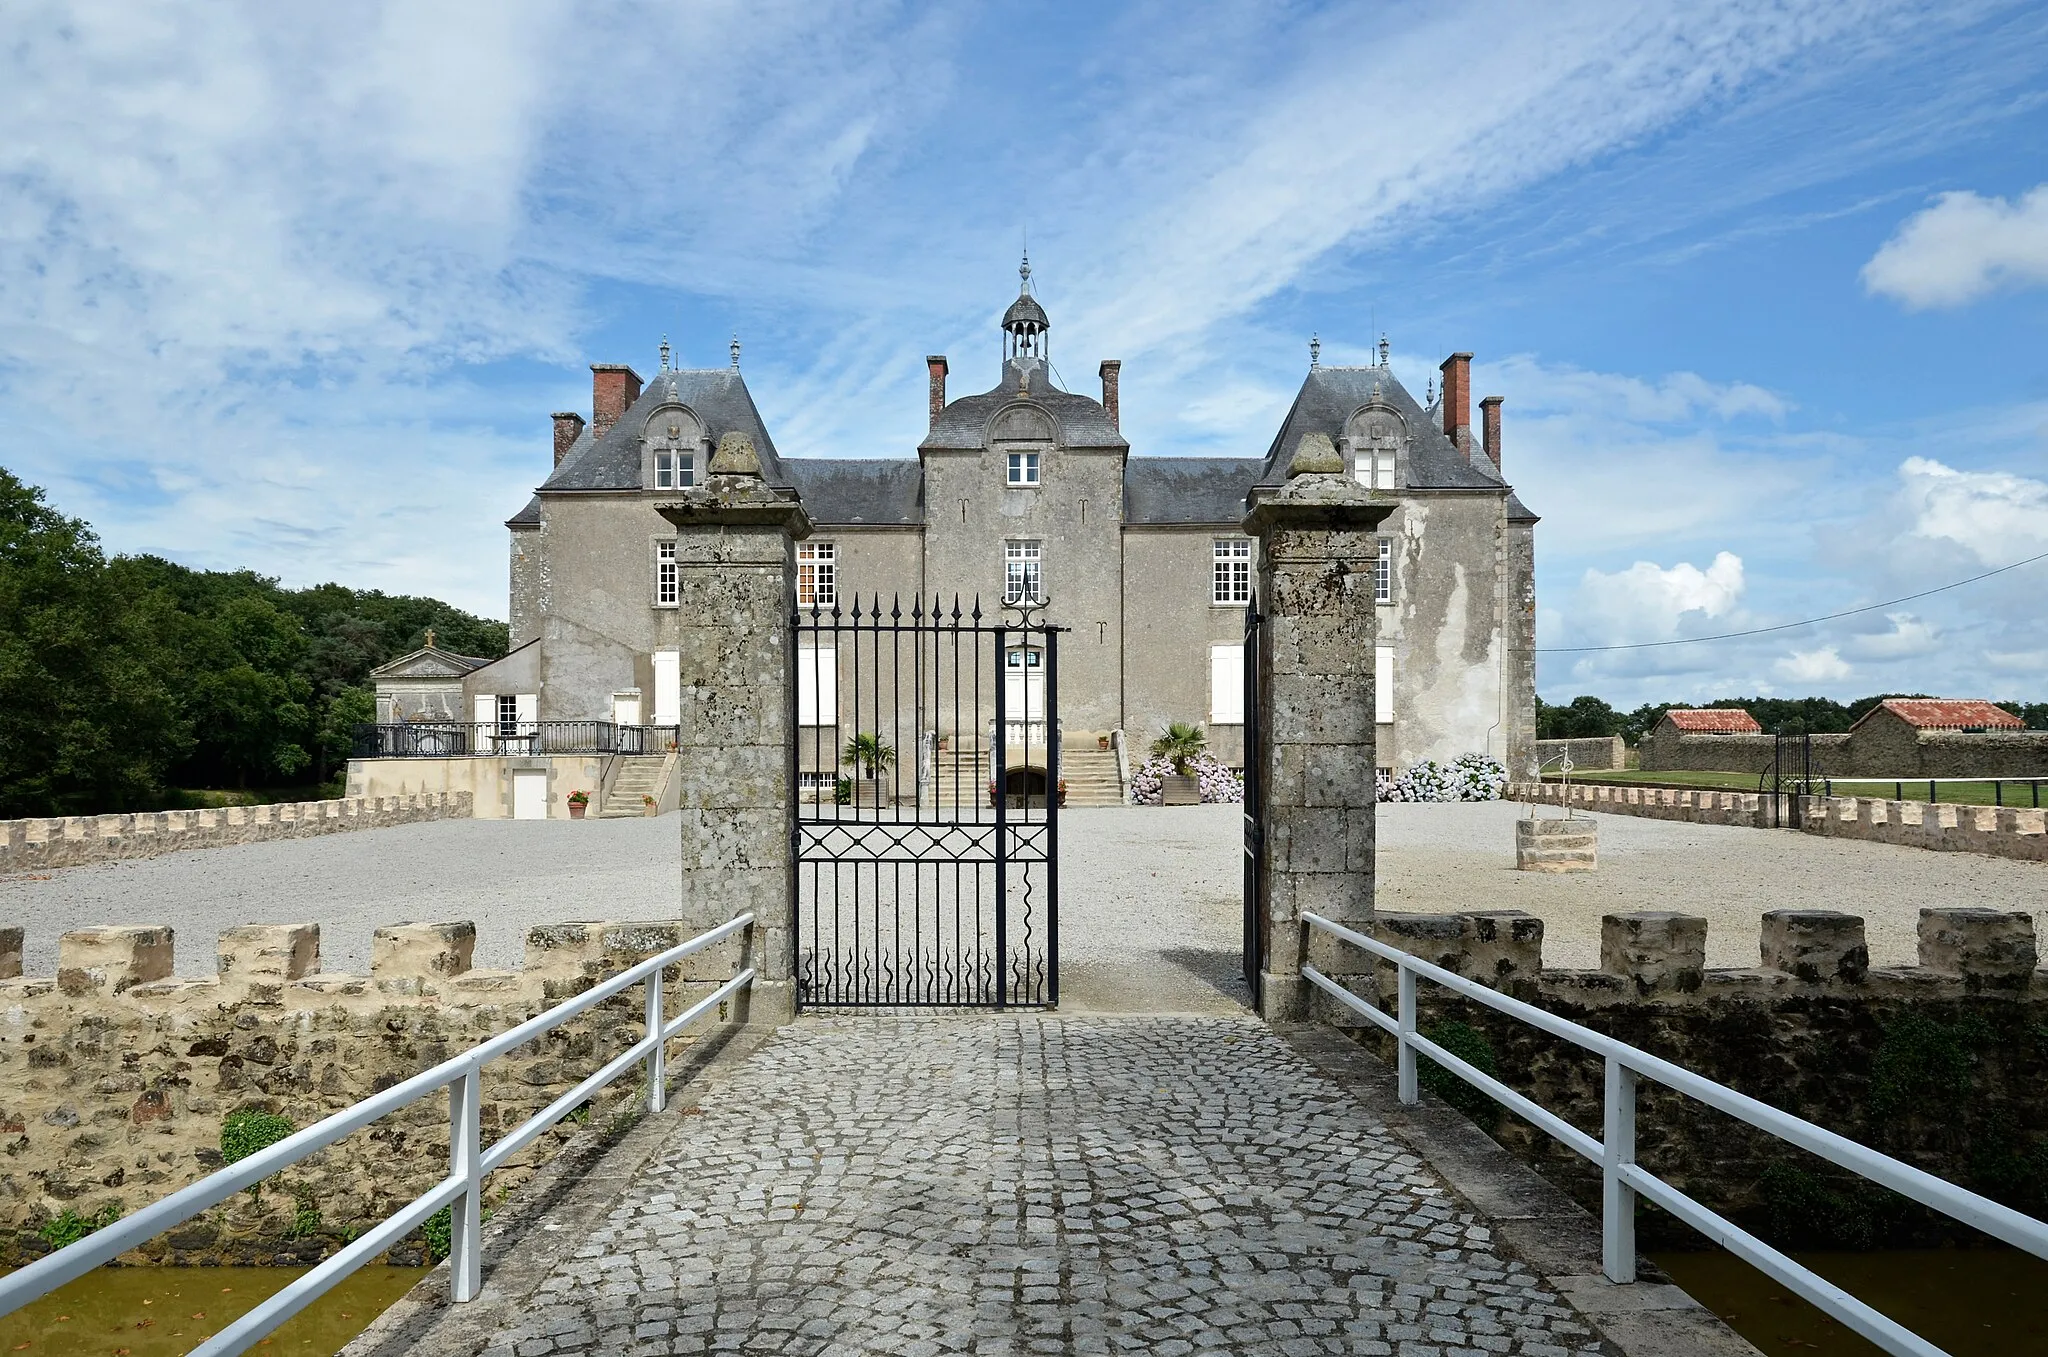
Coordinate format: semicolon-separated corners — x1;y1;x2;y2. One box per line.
568;802;587;819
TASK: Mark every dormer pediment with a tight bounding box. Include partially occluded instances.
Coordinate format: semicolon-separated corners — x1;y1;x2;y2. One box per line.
989;403;1056;446
369;647;488;681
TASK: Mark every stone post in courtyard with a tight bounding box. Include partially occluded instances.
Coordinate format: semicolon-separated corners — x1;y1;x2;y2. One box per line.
1244;433;1393;1022
657;433;810;1025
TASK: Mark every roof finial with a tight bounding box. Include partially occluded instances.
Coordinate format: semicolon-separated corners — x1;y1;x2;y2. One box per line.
1019;249;1032;294
1309;333;1321;370
1426;376;1436;405
1379;333;1390;367
730;334;741;369
659;335;671;371
424;627;436;650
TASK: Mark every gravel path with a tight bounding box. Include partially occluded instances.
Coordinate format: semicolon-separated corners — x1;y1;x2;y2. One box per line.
3;801;2040;982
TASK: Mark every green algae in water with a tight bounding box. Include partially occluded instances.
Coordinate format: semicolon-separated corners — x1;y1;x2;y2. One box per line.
0;1264;428;1355
1654;1248;2048;1357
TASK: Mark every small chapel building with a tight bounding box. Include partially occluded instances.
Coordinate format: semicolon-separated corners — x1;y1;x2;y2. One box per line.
373;266;1537;815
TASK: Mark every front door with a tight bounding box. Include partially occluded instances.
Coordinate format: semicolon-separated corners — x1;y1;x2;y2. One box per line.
612;692;642;727
512;770;548;821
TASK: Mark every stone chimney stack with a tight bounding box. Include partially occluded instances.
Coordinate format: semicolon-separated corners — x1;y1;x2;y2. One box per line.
1479;396;1503;472
926;355;948;428
1099;359;1122;431
1439;352;1473;458
551;412;586;467
590;364;643;440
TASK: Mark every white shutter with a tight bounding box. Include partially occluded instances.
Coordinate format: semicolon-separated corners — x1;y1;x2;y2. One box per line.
797;647;836;725
515;693;539;735
1375;647;1394;724
1209;644;1245;724
473;695;494;753
652;651;681;725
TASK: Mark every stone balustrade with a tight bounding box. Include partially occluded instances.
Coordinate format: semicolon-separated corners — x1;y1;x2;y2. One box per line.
0;916;746;1266
1507;781;2048;864
0;792;473;872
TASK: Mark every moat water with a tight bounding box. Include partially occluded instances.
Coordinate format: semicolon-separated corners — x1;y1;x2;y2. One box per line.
0;1264;425;1355
1655;1248;2048;1356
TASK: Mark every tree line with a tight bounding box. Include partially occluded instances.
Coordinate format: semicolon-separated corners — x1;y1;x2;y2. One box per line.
1;467;507;819
1539;693;2048;746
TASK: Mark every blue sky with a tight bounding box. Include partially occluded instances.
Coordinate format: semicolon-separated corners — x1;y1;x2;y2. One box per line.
2;1;2045;708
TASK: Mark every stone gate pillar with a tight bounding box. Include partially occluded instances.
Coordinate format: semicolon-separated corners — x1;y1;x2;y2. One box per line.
1244;433;1392;1022
657;433;810;1025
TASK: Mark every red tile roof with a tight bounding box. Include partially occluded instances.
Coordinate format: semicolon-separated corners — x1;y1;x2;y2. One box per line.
1862;698;2024;731
1664;708;1762;734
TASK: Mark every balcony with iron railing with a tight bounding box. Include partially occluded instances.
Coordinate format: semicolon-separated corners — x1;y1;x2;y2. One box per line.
351;722;680;758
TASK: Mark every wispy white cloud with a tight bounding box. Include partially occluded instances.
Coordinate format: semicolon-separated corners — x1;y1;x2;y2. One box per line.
1862;185;2048;308
1574;552;1747;641
1776;645;1851;683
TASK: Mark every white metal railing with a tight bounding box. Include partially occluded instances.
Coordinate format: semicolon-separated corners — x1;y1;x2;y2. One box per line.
0;913;757;1357
1300;911;2048;1357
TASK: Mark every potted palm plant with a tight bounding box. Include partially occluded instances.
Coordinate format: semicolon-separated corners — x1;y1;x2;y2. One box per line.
1151;723;1207;805
842;732;897;809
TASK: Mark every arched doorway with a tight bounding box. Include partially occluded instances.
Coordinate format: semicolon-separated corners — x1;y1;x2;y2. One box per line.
1002;765;1049;810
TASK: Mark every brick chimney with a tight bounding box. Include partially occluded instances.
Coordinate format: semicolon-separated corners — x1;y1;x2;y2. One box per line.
590;364;643;439
926;355;948;428
551;411;586;466
1479;396;1503;472
1099;359;1122;431
1439;352;1473;458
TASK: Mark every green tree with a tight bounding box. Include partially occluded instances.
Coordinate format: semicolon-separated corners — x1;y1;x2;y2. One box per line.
1536;696;1621;740
1150;721;1209;773
0;469;187;816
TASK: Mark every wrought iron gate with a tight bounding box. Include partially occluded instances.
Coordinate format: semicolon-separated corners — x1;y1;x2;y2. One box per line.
1760;730;1821;829
791;595;1060;1009
1241;596;1264;1005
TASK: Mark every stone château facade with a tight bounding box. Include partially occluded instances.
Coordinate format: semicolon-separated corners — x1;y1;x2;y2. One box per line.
465;267;1538;786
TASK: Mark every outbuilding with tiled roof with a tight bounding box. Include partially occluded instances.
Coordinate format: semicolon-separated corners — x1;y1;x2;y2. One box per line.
1852;698;2024;732
1661;708;1763;735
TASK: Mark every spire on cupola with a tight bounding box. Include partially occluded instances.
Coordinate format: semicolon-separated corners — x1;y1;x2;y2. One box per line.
1001;253;1050;362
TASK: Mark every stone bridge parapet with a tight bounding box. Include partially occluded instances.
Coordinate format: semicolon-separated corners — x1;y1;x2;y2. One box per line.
0;792;474;873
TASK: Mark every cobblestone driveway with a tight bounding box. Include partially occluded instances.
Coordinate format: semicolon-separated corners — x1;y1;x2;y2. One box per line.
475;1014;1608;1357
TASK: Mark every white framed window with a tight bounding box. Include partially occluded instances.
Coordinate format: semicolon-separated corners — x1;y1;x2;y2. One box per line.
1212;538;1251;605
654;447;694;490
1210;643;1245;724
1375;646;1394;724
1006;451;1041;486
1356;445;1397;490
496;693;519;737
798;542;837;610
656;540;678;607
1004;540;1042;604
1374;536;1393;605
798;646;837;724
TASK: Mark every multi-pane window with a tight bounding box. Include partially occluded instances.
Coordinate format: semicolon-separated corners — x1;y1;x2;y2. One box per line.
1374;536;1393;604
655;540;678;607
1006;451;1041;486
495;693;519;738
1004;540;1042;603
798;541;837;609
1212;538;1251;605
1356;445;1397;490
654;447;694;489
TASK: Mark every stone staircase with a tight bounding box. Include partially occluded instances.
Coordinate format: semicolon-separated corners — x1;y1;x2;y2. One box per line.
598;756;668;818
1060;747;1126;806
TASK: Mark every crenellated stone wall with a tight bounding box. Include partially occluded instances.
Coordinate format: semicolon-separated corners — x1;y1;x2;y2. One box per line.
0;916;744;1266
1509;781;2048;863
1339;905;2048;1249
0;793;473;873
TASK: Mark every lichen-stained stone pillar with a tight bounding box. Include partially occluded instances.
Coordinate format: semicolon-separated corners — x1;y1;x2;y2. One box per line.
657;433;811;1025
1244;434;1393;1022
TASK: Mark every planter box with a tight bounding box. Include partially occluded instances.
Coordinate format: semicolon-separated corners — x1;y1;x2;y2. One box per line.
1516;815;1595;872
1161;774;1201;806
853;781;892;809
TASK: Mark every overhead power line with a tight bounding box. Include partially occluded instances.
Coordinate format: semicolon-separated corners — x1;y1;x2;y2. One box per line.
1536;547;2048;655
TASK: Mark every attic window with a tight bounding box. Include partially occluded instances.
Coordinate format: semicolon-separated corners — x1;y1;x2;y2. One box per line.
1007;451;1041;486
654;447;694;490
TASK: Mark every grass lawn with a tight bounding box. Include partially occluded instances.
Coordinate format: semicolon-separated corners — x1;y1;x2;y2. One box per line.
1543;769;2047;808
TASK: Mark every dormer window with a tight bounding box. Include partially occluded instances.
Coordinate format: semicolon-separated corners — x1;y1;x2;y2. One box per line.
1356;445;1396;490
654;447;694;490
1007;451;1041;486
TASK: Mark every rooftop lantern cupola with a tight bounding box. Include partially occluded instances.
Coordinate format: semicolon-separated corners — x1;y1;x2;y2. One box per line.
1002;253;1049;363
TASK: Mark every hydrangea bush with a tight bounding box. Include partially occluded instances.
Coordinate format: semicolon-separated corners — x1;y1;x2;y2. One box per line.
1376;753;1506;803
1129;753;1244;805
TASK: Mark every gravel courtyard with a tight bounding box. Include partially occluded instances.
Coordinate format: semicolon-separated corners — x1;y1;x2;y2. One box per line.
3;801;2041;984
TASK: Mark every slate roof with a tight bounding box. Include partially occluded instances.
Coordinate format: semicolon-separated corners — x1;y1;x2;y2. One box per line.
540;367;788;492
1256;366;1509;493
782;459;924;526
1125;458;1264;525
1857;699;2023;731
921;358;1127;452
1664;708;1762;734
507;496;541;527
